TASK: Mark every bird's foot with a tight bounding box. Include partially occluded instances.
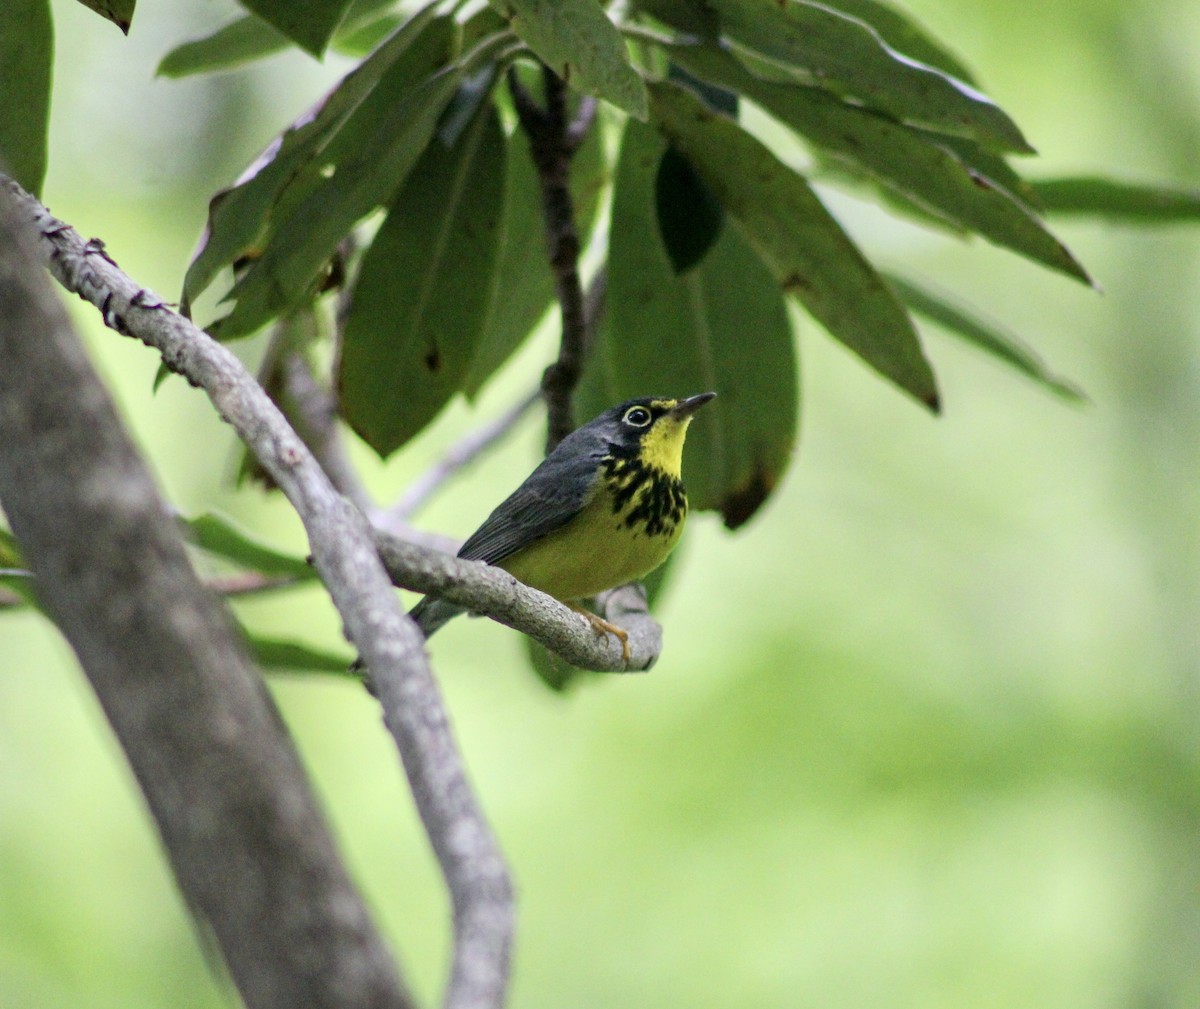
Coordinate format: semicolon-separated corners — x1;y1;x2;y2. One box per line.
571;604;631;663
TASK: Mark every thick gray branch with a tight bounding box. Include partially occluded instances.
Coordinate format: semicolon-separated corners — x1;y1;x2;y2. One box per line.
0;188;412;1009
0;175;512;1009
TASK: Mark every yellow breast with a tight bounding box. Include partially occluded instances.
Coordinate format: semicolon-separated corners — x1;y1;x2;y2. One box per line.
498;464;687;602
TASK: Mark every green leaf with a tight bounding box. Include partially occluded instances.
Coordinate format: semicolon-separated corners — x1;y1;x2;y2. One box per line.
647;79;938;409
656;143;724;273
237;0;354;57
340;99;508;455
490;0;648;118
464;87;607;396
1033;176;1200;222
0;526;25;568
704;0;1031;152
819;0;977;84
661;41;1091;284
604;119;799;527
157;16;290;78
212;29;516;342
184;512;316;578
248;634;358;675
182;4;451;312
0;0;52;195
72;0;134;33
887;274;1085;401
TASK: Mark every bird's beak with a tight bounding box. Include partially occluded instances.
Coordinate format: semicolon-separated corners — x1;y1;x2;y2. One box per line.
671;392;717;419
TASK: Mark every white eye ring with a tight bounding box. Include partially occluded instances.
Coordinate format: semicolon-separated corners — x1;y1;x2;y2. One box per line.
624;406;652;427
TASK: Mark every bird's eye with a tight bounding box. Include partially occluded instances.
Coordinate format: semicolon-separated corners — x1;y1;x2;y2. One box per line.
623;406;652;427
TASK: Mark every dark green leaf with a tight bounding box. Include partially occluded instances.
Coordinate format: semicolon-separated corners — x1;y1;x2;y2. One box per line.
237;0;354;56
605;119;799;526
340;101;507;455
820;0;977;84
667;60;738;115
647;80;937;409
0;0;52;195
464;90;607;396
662;41;1091;284
157;16;290;78
490;0;648;118
72;0;134;33
887;273;1085;401
0;570;39;609
0;527;24;568
656;144;724;273
706;0;1031;152
1033;176;1200;222
182;5;451;311
184;513;316;578
208;20;509;341
247;634;358;675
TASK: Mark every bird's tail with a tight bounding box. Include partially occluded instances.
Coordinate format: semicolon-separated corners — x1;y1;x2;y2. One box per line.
408;595;466;639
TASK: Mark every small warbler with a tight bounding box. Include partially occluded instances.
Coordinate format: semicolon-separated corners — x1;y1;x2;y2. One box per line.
411;392;716;657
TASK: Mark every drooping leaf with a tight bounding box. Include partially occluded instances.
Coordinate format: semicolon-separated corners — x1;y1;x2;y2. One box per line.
157;15;290;77
818;0;977;84
0;0;52;195
886;274;1086;402
656;143;724;273
209;23;516;341
247;634;358;675
661;41;1091;285
72;0;134;33
236;0;354;56
647;79;937;409
695;0;1031;152
464;88;607;396
183;512;316;579
489;0;648;118
182;4;450;311
1033;176;1200;223
340;101;508;456
605;119;799;526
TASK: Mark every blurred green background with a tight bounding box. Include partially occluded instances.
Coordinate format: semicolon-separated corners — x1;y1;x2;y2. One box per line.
3;1;1200;1007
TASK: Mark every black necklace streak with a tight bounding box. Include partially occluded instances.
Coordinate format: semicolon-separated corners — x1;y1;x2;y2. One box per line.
601;448;687;537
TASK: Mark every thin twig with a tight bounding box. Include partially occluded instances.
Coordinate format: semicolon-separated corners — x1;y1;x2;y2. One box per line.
1;174;513;1009
385;388;541;524
509;65;593;452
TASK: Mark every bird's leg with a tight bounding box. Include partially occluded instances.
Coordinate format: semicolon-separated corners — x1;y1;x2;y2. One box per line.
568;603;631;663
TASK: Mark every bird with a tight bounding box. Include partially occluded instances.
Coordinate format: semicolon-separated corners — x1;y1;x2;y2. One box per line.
410;392;716;659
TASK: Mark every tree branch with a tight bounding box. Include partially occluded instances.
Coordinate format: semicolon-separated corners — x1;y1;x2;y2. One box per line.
0;186;413;1009
509;65;594;452
0;175;514;1009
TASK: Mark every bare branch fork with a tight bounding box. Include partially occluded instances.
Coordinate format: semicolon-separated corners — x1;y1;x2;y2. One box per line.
0;175;512;1009
508;65;597;452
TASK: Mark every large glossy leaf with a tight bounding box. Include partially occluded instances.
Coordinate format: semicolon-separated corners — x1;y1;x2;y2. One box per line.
340;102;507;455
0;0;52;195
237;0;354;56
887;274;1085;402
182;5;450;311
662;41;1091;285
463;93;607;396
1033;176;1200;222
699;0;1031;152
72;0;133;33
209;25;516;341
647;79;937;409
183;512;317;578
489;0;648;118
604;119;798;527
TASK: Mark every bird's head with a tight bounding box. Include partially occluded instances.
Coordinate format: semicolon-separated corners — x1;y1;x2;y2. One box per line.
591;392;716;477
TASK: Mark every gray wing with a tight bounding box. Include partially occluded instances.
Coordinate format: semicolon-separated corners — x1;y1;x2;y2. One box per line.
458;434;606;565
